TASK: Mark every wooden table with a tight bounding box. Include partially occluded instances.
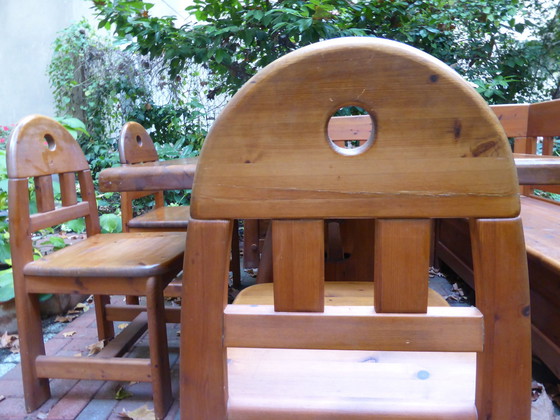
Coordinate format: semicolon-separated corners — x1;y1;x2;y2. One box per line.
99;157;198;192
98;154;560;193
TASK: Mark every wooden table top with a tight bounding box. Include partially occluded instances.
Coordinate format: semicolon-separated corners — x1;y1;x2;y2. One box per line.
98;158;197;192
98;154;560;192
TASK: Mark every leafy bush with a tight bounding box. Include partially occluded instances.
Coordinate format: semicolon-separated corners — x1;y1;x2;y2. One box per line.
93;0;558;103
48;20;217;185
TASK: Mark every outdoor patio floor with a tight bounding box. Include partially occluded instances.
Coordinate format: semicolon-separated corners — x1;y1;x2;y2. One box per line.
0;297;182;420
1;274;558;419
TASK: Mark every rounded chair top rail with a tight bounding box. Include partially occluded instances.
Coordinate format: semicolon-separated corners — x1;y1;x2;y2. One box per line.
193;37;518;219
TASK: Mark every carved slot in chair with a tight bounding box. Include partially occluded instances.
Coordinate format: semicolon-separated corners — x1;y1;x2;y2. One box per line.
8;115;185;419
180;38;531;419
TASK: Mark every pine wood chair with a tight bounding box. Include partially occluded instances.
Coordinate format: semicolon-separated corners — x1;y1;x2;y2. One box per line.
118;122;241;293
179;37;532;419
8;115;185;419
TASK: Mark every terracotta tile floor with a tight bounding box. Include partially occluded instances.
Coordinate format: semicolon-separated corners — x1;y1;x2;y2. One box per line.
0;297;181;420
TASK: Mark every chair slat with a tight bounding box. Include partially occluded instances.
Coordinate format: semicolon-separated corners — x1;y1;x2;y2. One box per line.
59;172;77;206
374;219;431;313
225;305;483;352
34;175;55;213
272;220;324;312
29;202;90;232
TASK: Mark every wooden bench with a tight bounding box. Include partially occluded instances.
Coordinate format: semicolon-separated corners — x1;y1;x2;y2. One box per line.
435;99;560;380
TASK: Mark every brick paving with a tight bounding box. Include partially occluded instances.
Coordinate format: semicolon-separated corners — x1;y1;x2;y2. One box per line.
0;297;181;420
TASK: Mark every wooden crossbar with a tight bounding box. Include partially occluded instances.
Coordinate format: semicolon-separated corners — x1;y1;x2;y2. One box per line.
225;305;483;352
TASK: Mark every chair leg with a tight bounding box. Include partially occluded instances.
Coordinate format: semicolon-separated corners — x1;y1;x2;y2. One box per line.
15;291;51;411
146;276;172;420
93;295;115;341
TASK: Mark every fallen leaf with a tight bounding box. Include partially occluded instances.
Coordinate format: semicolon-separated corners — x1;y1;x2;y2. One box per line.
118;405;155;420
36;412;48;419
9;338;20;353
74;302;90;312
55;315;77;323
118;323;129;330
73;353;82;357
0;331;18;349
63;331;77;338
86;340;105;356
115;385;133;400
0;395;5;402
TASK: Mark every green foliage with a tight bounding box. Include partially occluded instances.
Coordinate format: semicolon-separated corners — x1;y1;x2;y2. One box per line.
0;268;14;302
63;218;87;234
48;19;213;185
92;0;559;103
100;213;122;233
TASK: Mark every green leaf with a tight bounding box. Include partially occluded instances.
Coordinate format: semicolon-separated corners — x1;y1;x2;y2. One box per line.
0;268;14;303
100;213;122;233
64;218;86;234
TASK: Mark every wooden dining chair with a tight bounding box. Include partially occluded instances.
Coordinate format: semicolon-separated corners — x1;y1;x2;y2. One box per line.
118;122;240;293
180;37;531;419
8;115;185;419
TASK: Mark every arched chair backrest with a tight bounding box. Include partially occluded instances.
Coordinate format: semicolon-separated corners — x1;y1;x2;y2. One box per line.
118;122;165;232
7;115;89;178
191;37;519;220
118;121;159;165
181;38;530;420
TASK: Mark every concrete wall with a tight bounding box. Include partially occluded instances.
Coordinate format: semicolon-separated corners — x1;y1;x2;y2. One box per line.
0;0;192;125
0;0;95;124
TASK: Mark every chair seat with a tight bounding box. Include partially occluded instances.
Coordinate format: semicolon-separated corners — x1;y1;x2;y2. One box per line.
128;206;190;230
227;347;476;419
24;232;186;278
234;282;449;306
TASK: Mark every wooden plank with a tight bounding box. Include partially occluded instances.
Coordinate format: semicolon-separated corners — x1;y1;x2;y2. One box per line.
228;347;477;420
225;305;483;352
34;175;55;212
374;219;431;313
59;172;77;206
514;154;560;185
272;220;324;312
25;275;152;295
98;158;197;192
24;232;185;278
528;99;560;137
29;202;90;232
490;103;530;138
127;205;190;230
234;282;448;307
105;304;181;323
470;217;531;420
99;313;148;358
35;356;151;382
180;219;232;420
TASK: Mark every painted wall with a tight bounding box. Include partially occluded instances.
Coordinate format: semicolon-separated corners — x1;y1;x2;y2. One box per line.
0;0;191;125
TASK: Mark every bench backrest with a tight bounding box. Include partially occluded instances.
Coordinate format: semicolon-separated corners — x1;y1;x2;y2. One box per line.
491;100;560;199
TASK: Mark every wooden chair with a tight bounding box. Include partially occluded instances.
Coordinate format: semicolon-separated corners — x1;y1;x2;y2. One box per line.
180;37;531;419
118;122;241;291
8;115;185;419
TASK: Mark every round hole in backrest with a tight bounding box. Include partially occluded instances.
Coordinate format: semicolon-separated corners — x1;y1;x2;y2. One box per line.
44;134;56;151
327;106;375;156
136;135;143;147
